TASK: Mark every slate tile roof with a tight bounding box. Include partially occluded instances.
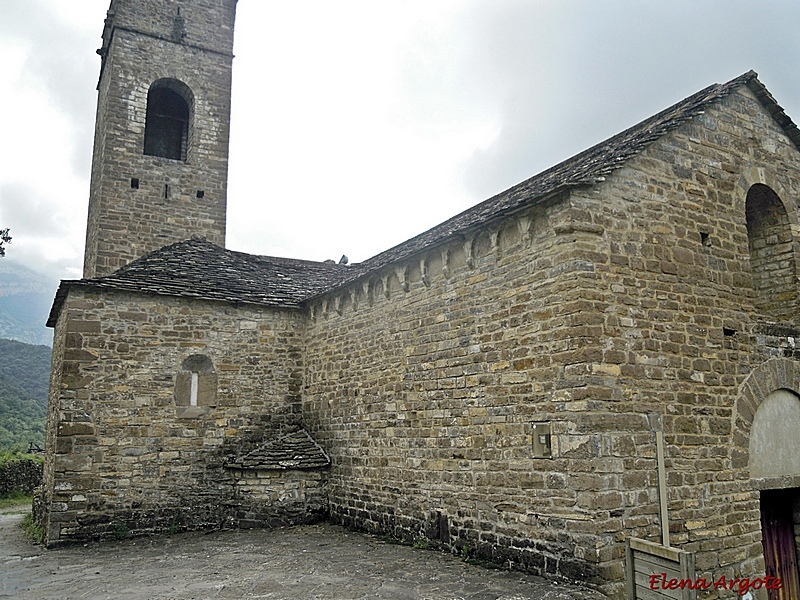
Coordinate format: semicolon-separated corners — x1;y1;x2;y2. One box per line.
47;239;351;325
49;71;800;323
226;429;331;471
324;71;799;293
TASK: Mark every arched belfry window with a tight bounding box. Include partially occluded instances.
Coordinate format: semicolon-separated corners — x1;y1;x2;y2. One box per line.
143;79;193;161
746;184;797;320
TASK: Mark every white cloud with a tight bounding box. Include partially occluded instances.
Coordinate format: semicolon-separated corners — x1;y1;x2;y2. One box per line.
3;0;800;280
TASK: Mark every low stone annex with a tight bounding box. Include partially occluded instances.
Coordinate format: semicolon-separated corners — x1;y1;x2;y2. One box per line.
38;1;800;598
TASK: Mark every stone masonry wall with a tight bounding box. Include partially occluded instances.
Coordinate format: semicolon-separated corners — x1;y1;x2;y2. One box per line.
574;85;800;598
304;192;620;589
0;457;43;496
41;290;307;545
108;0;237;55
303;86;800;599
231;468;328;529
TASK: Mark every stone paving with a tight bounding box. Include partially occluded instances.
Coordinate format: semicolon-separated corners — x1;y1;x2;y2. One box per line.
1;508;607;600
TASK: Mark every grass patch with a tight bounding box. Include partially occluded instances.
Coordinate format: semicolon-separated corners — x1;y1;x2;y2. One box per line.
111;521;131;540
20;512;44;544
0;492;32;510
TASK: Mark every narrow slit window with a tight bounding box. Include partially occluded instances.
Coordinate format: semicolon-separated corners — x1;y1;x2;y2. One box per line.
175;354;217;414
190;372;199;406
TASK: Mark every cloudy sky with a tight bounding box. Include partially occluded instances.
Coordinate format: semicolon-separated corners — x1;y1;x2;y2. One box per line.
2;0;800;292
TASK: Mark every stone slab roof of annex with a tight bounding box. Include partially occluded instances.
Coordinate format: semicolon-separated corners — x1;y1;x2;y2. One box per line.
225;429;331;471
48;71;800;326
47;239;352;326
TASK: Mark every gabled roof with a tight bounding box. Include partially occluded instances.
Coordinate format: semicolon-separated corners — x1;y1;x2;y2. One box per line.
225;429;330;471
322;71;799;292
49;71;800;324
47;239;351;326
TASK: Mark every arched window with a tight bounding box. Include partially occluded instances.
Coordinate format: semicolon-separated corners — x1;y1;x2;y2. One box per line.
745;184;797;320
143;79;193;161
175;354;216;412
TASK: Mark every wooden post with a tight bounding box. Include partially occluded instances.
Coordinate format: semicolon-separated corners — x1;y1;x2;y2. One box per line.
656;430;670;548
625;538;636;600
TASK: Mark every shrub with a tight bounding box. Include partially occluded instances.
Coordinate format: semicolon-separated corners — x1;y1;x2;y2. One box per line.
0;451;43;497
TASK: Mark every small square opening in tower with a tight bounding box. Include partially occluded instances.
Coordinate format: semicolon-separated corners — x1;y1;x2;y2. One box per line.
131;178;140;189
196;190;204;199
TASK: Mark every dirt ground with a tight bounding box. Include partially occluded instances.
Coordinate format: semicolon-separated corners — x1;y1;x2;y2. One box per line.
1;506;607;600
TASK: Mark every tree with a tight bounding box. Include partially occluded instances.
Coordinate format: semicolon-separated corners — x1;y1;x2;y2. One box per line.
0;229;10;257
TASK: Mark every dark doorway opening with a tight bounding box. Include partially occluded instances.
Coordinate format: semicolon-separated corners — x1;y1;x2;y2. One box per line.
761;488;800;600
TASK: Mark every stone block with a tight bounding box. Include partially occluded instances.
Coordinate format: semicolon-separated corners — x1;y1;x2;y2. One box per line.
58;422;95;436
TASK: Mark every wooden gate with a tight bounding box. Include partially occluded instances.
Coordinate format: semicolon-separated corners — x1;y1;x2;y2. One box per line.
761;488;800;600
626;537;696;600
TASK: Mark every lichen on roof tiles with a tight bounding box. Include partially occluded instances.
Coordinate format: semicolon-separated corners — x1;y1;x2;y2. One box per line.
47;239;352;325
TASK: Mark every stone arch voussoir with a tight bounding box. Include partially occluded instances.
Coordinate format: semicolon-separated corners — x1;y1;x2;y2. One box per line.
733;358;800;474
736;166;797;225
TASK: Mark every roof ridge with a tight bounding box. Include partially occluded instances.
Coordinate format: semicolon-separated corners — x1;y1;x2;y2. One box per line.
314;71;789;295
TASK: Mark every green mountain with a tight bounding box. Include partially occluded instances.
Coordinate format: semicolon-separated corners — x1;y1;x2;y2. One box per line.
0;338;51;451
0;261;57;347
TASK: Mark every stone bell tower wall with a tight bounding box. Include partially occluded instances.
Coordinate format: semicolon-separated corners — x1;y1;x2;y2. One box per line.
83;0;236;278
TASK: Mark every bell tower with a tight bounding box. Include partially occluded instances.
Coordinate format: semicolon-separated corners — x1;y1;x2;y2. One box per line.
83;0;237;278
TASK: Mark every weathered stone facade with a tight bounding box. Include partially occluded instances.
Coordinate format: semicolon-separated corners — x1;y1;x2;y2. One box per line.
299;85;800;596
40;287;327;542
41;1;800;598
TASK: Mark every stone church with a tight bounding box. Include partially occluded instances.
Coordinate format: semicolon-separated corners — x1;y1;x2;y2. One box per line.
38;0;800;597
